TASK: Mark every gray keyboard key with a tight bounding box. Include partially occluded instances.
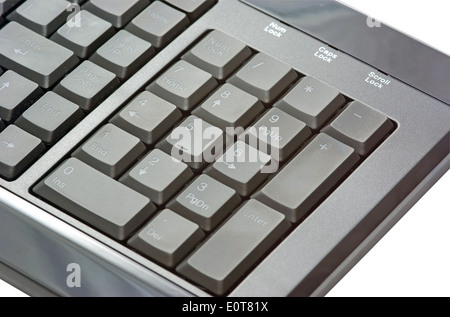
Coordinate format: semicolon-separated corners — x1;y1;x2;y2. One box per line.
275;76;346;129
206;141;272;196
128;209;205;267
193;83;264;132
84;0;150;28
228;52;298;103
0;22;79;88
51;10;115;59
54;61;119;111
157;115;225;170
90;30;155;79
253;133;359;223
0;70;41;122
120;149;193;205
164;0;214;19
15;92;83;144
167;175;241;231
0;0;21;15
7;0;70;37
34;158;156;240
110;91;182;145
73;123;146;178
0;125;45;180
182;30;252;79
322;101;394;156
125;1;189;48
240;108;312;161
177;199;290;295
147;60;217;111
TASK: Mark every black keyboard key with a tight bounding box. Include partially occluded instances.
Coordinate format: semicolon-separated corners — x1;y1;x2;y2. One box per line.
157;115;225;170
253;133;360;223
0;70;41;122
72;123;146;178
275;76;346;130
128;209;205;267
7;0;70;37
240;108;312;162
126;1;189;48
119;149;193;205
15;91;83;144
206;141;272;196
54;60;119;111
228;52;298;103
192;83;264;132
147;60;217;111
167;174;241;231
51;10;115;59
177;199;290;295
0;125;45;180
0;22;79;88
0;119;5;131
90;30;155;79
84;0;150;28
110;91;182;145
34;158;156;240
322;101;394;156
182;30;252;80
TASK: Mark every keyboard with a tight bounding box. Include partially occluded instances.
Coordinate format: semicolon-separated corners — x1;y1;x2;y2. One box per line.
0;0;449;297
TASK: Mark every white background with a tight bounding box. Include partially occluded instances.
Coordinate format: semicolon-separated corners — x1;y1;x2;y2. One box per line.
1;0;449;297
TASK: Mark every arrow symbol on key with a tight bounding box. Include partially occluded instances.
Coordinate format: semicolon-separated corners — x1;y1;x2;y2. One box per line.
128;110;141;118
0;82;10;91
14;48;28;55
223;162;236;170
2;141;15;148
211;100;221;108
139;166;148;176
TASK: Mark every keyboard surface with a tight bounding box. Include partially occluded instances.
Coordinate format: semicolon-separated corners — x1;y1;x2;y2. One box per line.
0;0;448;297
